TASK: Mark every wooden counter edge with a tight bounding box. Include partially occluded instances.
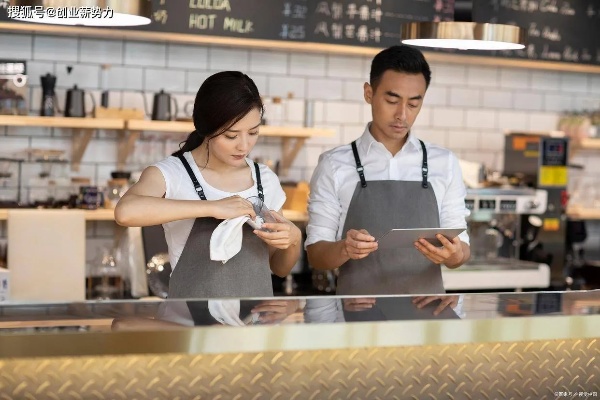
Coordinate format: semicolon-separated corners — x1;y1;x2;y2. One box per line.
0;208;309;222
0;314;598;358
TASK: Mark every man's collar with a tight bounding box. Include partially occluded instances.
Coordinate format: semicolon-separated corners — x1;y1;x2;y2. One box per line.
358;123;421;156
357;124;377;156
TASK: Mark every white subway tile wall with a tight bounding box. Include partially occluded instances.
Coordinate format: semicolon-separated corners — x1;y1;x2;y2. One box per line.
249;50;288;75
449;87;481;108
499;68;530;90
105;66;144;91
466;110;497;130
0;33;33;59
33;36;78;62
55;63;100;90
1;33;599;258
514;92;544;111
144;68;185;93
544;93;573;113
531;71;561;91
79;39;124;65
482;89;513;109
289;53;326;76
466;66;498;88
327;55;367;79
432;107;465;128
209;47;249;71
123;42;166;67
307;78;343;100
560;73;589;93
268;76;306;98
166;44;208;70
342;80;367;102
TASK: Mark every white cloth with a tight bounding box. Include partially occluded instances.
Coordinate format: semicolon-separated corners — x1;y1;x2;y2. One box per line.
153;152;286;272
306;123;470;248
207;299;246;326
210;215;250;263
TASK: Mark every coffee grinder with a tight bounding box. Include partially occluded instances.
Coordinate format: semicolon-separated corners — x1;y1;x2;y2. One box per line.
503;133;570;288
40;73;57;116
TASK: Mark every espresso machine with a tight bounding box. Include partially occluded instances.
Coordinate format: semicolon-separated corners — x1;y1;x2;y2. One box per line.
465;187;549;267
501;133;570;288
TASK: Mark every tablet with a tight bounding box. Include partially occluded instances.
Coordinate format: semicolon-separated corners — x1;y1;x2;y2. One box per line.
377;228;465;249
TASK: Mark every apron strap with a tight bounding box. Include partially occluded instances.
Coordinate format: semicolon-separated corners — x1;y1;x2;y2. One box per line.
178;155;264;202
350;141;367;188
177;154;207;200
254;162;264;202
419;139;429;189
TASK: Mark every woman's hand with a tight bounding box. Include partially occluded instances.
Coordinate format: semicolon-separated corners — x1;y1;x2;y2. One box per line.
254;211;301;250
251;300;299;324
209;195;256;220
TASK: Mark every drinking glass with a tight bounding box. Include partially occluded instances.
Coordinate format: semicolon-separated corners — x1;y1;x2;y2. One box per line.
246;196;277;231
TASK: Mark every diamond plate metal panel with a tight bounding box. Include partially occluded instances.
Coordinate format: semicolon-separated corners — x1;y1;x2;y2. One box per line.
1;338;598;399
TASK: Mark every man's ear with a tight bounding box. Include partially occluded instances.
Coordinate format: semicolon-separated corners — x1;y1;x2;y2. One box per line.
364;82;373;104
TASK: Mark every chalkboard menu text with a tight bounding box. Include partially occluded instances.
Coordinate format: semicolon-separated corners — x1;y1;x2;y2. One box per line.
0;0;597;66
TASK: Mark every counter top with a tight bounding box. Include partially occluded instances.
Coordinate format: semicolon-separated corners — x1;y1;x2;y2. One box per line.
0;208;309;222
0;291;598;358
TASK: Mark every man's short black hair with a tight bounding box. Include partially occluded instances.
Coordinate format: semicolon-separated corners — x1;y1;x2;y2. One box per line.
369;45;431;90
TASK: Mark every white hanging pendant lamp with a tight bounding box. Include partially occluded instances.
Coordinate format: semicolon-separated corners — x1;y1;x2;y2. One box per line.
8;0;152;27
402;0;526;51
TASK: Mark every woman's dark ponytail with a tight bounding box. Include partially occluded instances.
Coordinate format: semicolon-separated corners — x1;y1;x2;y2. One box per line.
172;71;264;157
172;130;203;157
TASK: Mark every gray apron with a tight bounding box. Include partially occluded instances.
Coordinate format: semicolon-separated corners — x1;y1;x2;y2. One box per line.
167;155;273;299
336;140;445;295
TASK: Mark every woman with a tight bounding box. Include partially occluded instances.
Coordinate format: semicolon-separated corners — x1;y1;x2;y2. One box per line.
115;71;301;299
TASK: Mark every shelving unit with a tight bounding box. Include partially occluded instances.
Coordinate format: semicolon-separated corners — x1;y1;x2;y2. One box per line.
0;116;334;174
0;115;125;171
0;116;319;223
0;208;308;222
124;119;334;173
570;137;600;152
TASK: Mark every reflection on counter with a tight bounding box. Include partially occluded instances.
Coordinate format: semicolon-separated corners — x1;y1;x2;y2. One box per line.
1;291;598;335
0;292;598;399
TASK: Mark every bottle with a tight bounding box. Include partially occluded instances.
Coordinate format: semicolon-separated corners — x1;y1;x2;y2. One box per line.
268;96;284;126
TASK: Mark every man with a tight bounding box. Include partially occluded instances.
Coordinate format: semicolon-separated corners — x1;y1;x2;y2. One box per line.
306;45;470;309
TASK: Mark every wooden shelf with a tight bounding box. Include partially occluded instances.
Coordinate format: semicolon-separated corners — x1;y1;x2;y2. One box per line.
0;208;307;223
126;119;333;138
0;116;333;175
0;115;124;130
0;208;114;221
567;206;600;220
0;115;125;172
570;138;600;151
123;119;334;174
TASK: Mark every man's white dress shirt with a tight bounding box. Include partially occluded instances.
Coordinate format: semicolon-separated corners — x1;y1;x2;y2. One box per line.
306;124;470;247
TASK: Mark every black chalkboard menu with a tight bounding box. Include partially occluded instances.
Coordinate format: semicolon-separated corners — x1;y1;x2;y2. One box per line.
0;0;598;66
472;0;600;66
304;0;453;47
134;0;454;47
